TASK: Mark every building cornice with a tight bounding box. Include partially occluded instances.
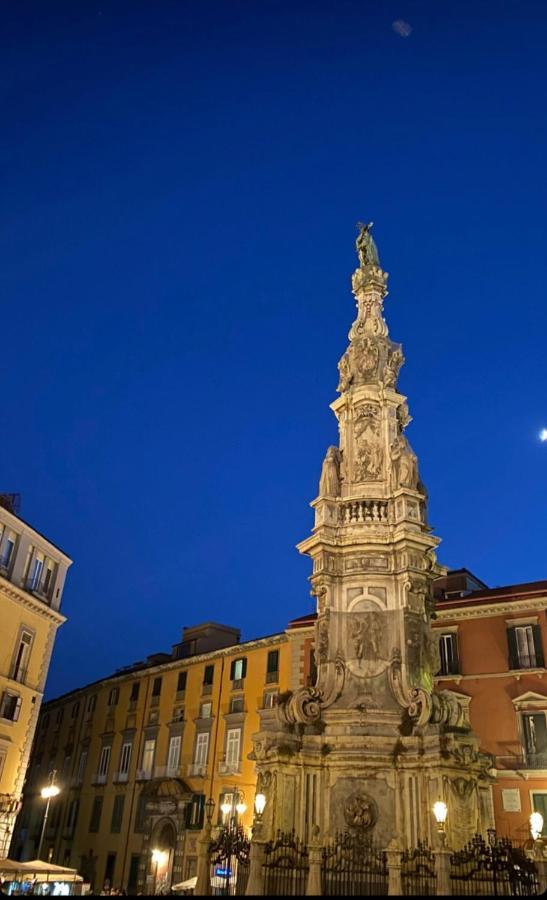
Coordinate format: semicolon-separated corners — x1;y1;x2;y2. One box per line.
42;631;288;709
0;577;65;627
434;597;547;622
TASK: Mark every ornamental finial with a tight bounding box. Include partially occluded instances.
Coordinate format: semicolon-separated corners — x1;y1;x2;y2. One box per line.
356;221;380;268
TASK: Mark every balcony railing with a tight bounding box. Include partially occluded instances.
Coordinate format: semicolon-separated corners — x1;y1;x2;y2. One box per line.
496;753;547;770
218;761;241;776
265;671;279;684
187;763;207;777
92;773;108;785
25;577;52;600
153;765;180;779
113;771;129;783
135;768;153;781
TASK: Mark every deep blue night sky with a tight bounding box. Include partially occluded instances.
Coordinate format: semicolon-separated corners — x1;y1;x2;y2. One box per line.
2;1;547;699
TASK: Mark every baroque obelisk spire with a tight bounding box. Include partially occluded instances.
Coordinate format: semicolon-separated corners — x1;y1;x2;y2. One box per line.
251;224;494;851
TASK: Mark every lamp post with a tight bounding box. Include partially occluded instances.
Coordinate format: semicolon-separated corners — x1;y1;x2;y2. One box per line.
245;793;268;896
221;789;246;829
37;771;60;862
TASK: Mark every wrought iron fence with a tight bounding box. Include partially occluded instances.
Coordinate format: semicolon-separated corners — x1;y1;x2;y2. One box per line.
321;833;388;896
209;824;250;896
450;832;540;896
401;841;436;896
262;829;309;896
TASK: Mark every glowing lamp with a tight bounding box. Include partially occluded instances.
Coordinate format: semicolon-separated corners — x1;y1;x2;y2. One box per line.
235;801;247;815
433;800;448;826
530;811;544;841
254;793;267;817
41;784;60;800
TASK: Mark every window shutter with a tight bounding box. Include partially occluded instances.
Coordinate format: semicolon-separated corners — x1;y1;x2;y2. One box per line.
532;625;545;668
451;634;460;675
507;628;518;670
241;658;247;679
230;660;236;680
14;696;22;722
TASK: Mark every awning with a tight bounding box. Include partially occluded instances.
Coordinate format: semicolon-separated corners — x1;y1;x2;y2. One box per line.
171;875;197;891
0;858;83;882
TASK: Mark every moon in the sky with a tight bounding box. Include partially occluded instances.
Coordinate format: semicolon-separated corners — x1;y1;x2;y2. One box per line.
540;429;547;442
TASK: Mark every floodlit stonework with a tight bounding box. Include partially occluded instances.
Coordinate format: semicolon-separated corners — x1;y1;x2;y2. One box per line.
251;225;495;851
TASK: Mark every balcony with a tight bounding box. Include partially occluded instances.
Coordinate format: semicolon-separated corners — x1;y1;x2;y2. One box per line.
92;773;108;785
187;763;207;777
265;671;279;685
202;684;213;696
153;765;180;779
218;761;241;776
25;576;52;602
113;771;129;783
496;753;547;771
135;768;153;781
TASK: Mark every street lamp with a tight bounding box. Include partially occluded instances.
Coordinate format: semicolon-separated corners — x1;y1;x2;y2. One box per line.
37;771;60;861
205;797;216;825
254;793;266;823
433;800;448;847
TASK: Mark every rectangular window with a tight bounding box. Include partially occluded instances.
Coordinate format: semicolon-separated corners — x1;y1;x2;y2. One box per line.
508;625;545;669
108;687;119;706
152;677;162;696
119;741;132;775
142;738;156;776
531;793;547;836
263;691;278;709
0;532;16;569
173;707;185;723
186;794;205;829
66;799;79;835
0;691;22;722
130;682;140;702
230;658;247;682
71;701;80;719
89;796;103;833
203;665;214;686
167;735;181;774
438;633;460;676
225;728;241;766
86;695;96;714
177;671;187;693
111;794;125;833
522;713;547;765
29;556;44;591
77;750;88;783
12;631;33;683
229;697;244;714
266;649;279;683
194;732;209;766
56;708;64;725
98;745;111;778
199;701;212;719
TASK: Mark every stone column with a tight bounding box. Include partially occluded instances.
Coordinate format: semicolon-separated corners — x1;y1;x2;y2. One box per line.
194;823;212;896
435;842;451;896
245;827;267;897
305;839;323;896
386;840;402;896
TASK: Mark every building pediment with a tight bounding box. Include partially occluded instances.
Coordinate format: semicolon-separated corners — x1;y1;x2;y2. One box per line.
511;690;547;710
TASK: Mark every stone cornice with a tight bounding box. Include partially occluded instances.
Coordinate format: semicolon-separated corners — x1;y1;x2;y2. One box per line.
0;577;65;627
434;597;547;622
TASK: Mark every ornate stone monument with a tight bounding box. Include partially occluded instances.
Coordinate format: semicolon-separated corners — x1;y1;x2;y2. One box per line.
251;224;495;850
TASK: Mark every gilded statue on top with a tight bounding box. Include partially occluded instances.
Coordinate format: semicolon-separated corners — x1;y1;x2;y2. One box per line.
356;222;380;268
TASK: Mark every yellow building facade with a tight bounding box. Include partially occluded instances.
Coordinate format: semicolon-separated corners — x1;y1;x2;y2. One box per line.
0;494;71;856
13;623;290;893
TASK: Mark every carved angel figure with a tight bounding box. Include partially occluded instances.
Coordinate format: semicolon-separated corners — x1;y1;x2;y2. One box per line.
319;446;341;497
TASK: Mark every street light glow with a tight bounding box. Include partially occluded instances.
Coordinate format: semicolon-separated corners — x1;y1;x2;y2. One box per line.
540;429;547;442
530;811;544;841
41;784;60;800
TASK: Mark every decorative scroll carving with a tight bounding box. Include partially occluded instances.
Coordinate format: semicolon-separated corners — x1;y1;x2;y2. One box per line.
319;446;341;497
277;656;345;727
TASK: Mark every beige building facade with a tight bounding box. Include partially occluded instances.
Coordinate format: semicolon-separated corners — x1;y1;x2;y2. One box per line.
0;493;71;856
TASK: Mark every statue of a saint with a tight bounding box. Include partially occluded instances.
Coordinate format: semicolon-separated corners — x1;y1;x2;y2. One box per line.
356;222;380;268
319;446;341;497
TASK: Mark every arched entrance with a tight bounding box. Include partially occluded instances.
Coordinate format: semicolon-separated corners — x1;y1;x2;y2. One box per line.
149;818;177;894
